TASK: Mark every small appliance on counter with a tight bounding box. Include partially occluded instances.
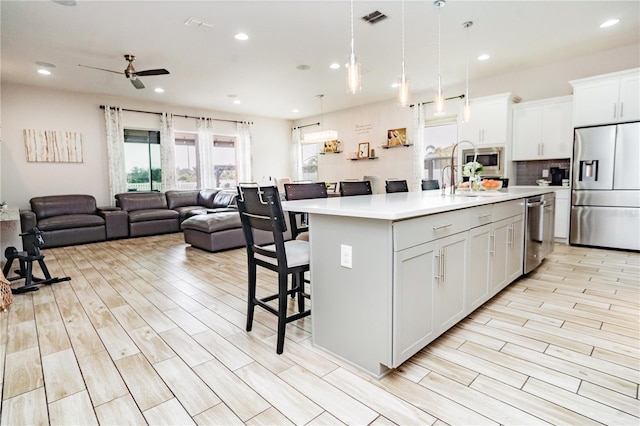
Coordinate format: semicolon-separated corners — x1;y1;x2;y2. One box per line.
549;167;567;186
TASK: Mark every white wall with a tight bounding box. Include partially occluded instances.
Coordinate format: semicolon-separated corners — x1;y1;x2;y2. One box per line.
1;83;292;208
296;44;639;188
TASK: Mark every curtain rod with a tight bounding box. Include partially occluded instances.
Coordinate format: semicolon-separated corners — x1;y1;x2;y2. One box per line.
409;94;465;108
292;122;320;130
100;105;253;125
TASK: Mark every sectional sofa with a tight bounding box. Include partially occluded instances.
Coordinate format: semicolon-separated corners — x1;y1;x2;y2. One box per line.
19;189;264;252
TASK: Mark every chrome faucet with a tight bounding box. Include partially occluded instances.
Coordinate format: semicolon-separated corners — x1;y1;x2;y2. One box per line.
443;140;477;195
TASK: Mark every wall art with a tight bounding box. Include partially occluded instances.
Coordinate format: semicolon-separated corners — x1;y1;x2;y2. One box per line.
24;129;84;163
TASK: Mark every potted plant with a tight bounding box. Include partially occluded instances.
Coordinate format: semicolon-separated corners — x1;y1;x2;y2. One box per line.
0;201;7;211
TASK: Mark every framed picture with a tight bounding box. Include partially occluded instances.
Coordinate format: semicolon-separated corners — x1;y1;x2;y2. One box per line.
358;142;370;159
387;128;407;147
323;139;339;153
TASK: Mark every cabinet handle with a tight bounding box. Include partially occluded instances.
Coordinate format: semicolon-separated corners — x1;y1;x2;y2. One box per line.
440;249;445;283
478;213;492;219
433;223;452;231
489;233;495;255
508;225;513;247
434;253;440;281
620;102;624;118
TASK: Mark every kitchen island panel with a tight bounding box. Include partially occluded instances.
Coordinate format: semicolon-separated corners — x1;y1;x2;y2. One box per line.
309;214;394;377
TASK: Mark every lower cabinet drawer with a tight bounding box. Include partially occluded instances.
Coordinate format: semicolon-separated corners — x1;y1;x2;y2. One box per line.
393;209;469;251
493;199;525;222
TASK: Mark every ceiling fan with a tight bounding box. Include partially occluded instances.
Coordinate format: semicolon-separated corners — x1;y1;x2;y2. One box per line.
78;54;170;89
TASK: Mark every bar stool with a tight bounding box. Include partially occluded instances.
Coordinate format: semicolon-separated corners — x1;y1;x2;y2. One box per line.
236;184;310;354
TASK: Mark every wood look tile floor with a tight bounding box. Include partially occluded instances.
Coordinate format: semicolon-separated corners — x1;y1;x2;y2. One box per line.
0;234;638;425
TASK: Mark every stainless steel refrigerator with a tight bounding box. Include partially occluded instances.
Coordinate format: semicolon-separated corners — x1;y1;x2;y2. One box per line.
570;122;640;251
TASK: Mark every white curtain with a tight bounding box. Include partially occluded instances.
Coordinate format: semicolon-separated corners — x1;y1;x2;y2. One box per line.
160;112;177;191
197;117;216;189
291;127;302;182
104;106;127;203
411;103;426;192
237;121;253;183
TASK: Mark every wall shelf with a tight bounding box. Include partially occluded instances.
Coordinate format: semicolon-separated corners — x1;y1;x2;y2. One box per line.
349;157;379;161
319;151;343;155
381;144;412;149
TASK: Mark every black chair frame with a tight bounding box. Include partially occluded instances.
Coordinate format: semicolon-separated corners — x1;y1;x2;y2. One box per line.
236;184;310;354
385;179;409;193
339;180;373;197
284;182;328;240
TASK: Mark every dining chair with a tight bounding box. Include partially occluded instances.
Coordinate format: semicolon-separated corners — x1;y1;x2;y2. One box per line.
385;179;409;193
422;179;440;190
339;180;373;197
236;184;310;354
284;182;328;241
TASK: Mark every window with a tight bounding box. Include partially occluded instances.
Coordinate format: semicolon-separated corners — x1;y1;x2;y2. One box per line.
174;133;197;190
301;143;318;182
212;136;237;188
124;129;161;191
173;132;237;189
423;123;457;185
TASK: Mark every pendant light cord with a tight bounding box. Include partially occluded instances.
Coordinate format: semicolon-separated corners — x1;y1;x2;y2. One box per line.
401;0;405;67
350;0;355;55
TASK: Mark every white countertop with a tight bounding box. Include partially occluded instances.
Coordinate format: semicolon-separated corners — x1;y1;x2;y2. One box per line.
282;187;556;221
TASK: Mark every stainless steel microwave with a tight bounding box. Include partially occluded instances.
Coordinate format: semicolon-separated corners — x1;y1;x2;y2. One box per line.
462;147;504;176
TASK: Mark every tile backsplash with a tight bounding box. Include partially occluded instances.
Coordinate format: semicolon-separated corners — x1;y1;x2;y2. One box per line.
514;159;571;185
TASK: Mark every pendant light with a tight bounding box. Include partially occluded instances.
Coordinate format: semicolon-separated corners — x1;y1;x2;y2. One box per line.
303;94;338;143
433;0;446;116
398;0;409;107
462;21;473;122
347;0;361;94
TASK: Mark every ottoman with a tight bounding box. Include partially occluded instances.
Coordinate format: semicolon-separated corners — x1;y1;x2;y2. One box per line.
181;212;274;252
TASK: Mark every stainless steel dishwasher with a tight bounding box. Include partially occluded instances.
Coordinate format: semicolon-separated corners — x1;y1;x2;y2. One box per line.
524;192;555;274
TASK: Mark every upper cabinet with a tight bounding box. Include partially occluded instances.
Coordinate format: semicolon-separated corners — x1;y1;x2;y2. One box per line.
570;68;640;127
512;96;573;161
457;93;517;147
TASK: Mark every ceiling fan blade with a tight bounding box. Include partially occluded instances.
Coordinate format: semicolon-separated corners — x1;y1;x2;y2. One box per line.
130;78;145;89
135;68;170;77
78;64;123;75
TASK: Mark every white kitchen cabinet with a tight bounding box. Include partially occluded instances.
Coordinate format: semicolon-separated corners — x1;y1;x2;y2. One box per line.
554;188;570;241
434;231;468;334
512;96;573;160
467;200;523;310
468;223;492;312
571;68;640;127
393;242;436;366
458;93;516;146
393;229;467;365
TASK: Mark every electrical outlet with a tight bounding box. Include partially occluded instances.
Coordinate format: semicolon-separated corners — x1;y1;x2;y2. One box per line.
340;244;352;268
542;169;549;178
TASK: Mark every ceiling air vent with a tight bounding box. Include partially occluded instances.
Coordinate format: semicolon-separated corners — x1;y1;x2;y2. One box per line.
361;11;387;25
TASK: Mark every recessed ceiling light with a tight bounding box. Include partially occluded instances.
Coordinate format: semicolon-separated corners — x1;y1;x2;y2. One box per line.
37;69;51;75
390;82;400;88
292;109;299;113
233;99;241;104
329;63;340;70
234;33;249;41
600;19;620;28
154;88;164;93
478;54;490;61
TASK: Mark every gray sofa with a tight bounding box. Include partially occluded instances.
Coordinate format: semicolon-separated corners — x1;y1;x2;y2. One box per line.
19;194;127;249
165;189;238;222
115;192;180;237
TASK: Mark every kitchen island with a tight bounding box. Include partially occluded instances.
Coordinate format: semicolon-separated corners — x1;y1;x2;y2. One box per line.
282;187;555;377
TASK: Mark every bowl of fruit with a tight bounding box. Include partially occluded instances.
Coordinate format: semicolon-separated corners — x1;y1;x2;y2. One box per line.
480;179;503;191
